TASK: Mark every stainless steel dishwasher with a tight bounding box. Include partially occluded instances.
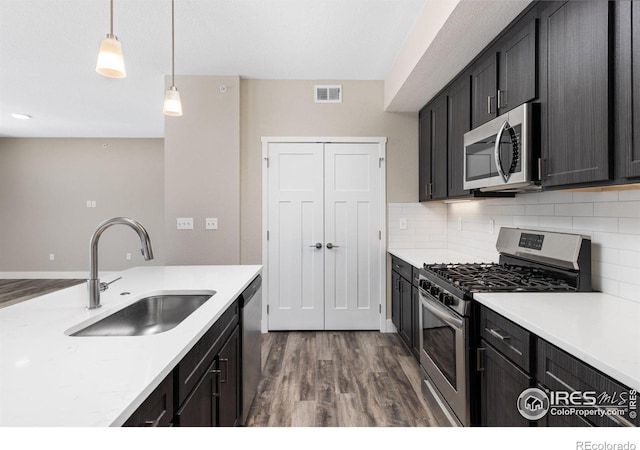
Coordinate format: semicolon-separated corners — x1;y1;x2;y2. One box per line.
240;275;262;425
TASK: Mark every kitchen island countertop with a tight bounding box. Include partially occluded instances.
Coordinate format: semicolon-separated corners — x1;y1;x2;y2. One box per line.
0;265;261;426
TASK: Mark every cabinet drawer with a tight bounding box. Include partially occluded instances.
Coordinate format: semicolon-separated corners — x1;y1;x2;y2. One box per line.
391;256;412;281
175;300;239;406
123;371;174;427
537;339;638;427
411;267;421;287
480;306;532;372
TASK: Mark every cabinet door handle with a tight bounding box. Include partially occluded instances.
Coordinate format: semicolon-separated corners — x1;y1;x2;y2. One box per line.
427;183;433;196
476;347;485;372
220;358;229;383
210;368;221;397
497;89;504;108
144;409;166;427
488;327;510;341
487;96;494;114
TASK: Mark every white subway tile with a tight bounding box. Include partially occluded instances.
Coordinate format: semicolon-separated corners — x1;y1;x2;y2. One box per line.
593;232;640;252
512;192;541;204
619;282;640;302
619;189;640;201
554;203;593;216
502;205;526;216
573;217;618;232
538;216;573;230
592;246;619;264
594;201;640;218
538;191;573;203
592;277;619;297
513;216;539;227
572;191;619;203
525;204;555;216
619;218;640;234
619;250;640;268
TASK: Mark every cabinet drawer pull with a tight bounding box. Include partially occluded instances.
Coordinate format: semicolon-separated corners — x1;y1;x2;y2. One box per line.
220;358;229;383
488;327;510;341
210;368;222;397
144;409;166;427
476;347;485;372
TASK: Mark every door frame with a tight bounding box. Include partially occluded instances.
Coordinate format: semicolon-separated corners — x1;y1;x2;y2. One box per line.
261;136;387;333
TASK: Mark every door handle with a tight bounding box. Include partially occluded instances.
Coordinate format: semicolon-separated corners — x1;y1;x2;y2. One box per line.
487;95;494;115
210;368;221;397
326;243;339;249
497;89;504;109
220;358;228;383
309;243;322;249
494;120;509;183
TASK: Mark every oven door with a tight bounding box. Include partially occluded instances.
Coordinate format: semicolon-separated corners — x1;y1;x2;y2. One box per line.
419;288;469;426
463;102;532;191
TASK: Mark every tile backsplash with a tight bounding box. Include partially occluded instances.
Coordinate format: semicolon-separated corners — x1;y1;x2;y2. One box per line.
389;189;640;302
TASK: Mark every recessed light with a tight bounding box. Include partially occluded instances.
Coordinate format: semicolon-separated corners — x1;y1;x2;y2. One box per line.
11;113;32;120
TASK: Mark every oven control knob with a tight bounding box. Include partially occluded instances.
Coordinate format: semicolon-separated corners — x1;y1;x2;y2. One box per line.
443;295;455;306
430;286;439;297
422;281;431;291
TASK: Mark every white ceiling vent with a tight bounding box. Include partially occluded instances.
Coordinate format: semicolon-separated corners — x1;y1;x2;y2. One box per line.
314;85;342;103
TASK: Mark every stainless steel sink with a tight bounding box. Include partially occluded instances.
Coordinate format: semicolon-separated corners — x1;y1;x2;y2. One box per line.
70;293;215;337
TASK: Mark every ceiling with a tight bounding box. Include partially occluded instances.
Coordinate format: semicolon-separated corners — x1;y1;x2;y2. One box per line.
0;0;426;138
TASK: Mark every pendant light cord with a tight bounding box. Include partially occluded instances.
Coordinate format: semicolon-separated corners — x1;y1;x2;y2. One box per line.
171;0;175;87
110;0;114;36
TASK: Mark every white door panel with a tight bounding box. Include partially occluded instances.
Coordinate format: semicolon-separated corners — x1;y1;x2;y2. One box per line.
267;143;324;330
324;143;380;330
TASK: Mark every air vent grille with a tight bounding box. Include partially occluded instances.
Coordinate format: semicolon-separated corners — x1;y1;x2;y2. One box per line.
315;85;342;103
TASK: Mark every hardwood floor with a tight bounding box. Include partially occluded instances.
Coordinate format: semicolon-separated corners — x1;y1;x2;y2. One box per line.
0;279;84;309
245;331;440;427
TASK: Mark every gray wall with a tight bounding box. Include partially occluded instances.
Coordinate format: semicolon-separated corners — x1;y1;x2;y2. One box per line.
240;79;418;264
0;138;164;272
164;75;241;265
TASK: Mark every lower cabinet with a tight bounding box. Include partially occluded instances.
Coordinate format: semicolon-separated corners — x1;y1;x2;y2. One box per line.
391;257;420;360
478;340;533;427
124;300;242;427
398;277;412;346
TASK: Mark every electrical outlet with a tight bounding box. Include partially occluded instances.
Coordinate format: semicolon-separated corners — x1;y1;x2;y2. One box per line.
458;218;463;231
177;218;193;230
91;200;96;208
49;253;55;261
488;219;495;234
205;218;218;230
399;218;407;230
86;201;91;208
126;253;132;260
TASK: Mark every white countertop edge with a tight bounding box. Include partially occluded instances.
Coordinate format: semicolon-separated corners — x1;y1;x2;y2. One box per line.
474;293;640;391
387;248;497;268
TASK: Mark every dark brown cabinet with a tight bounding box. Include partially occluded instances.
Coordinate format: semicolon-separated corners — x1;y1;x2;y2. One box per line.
218;325;241;427
476;305;535;426
471;53;498;128
419;94;448;201
447;75;472;198
176;361;218;427
123;372;174;427
631;1;640;178
478;341;533;427
498;18;537;114
391;257;420;359
540;0;611;187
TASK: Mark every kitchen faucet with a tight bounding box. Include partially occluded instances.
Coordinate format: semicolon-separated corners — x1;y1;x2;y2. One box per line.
87;217;154;309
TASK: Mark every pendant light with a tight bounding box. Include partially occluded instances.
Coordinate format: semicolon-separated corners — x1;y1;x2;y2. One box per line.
96;0;126;78
163;0;183;116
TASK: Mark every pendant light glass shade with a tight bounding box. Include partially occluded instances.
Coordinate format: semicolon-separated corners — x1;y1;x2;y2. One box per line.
96;34;126;78
163;86;183;116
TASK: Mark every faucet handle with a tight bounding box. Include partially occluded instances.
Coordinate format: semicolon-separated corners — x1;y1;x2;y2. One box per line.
99;276;123;292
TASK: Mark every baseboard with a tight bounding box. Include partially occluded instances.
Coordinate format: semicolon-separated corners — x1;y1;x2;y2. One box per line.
381;319;397;333
0;271;94;279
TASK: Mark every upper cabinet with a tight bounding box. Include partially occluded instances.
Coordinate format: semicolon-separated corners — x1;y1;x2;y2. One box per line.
447;75;472;198
419;93;448;201
472;17;537;128
540;1;611;187
616;1;640;180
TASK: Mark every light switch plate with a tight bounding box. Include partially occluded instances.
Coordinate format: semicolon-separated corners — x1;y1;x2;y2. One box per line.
399;218;407;230
205;218;218;230
177;218;194;230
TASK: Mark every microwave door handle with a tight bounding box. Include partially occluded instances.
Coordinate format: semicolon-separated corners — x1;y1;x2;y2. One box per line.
494;120;510;183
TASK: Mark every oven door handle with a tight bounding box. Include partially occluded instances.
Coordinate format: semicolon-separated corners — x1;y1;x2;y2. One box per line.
420;291;463;329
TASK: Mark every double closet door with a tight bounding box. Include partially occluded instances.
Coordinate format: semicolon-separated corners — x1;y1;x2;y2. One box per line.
266;141;383;331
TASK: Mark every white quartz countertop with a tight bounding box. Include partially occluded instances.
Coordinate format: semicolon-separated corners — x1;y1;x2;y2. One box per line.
387;248;498;269
0;265;261;427
474;292;640;391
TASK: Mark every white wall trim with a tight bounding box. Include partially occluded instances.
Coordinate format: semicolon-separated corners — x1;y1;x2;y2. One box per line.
383;319;397;334
261;136;387;332
0;271;96;279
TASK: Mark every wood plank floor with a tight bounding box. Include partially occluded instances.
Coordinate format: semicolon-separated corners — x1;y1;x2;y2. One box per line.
0;279;85;309
245;331;439;427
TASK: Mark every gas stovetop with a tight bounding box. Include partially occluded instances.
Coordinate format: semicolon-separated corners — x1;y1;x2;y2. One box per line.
424;262;577;293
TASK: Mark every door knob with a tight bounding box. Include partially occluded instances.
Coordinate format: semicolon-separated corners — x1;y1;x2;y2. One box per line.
326;243;340;249
309;243;322;249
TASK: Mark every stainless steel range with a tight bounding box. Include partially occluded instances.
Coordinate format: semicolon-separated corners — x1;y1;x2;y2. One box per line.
418;227;591;426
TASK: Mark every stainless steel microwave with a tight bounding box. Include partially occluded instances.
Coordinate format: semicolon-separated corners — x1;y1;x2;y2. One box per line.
463;102;539;192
